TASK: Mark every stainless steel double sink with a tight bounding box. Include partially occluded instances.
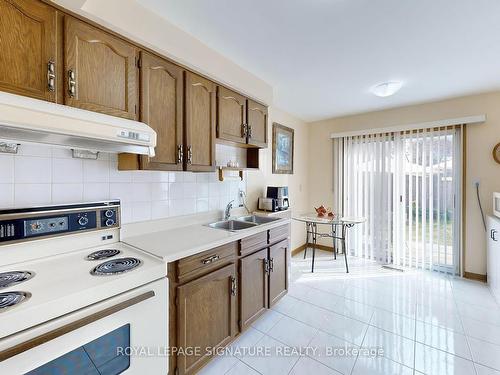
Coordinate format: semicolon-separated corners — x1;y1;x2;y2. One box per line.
207;215;281;232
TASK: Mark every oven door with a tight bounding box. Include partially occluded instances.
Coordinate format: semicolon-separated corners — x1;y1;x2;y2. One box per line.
0;278;168;374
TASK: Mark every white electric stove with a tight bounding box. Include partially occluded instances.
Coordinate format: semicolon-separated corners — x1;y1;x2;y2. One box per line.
0;201;168;374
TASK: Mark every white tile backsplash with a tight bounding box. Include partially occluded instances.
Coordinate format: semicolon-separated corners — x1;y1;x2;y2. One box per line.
0;146;245;224
0;184;14;208
14;184;51;206
15;156;52;183
52;158;83;183
0;155;14;183
52;183;84;204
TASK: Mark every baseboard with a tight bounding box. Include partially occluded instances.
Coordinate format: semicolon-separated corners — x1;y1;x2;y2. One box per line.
464;272;487;282
291;244;335;257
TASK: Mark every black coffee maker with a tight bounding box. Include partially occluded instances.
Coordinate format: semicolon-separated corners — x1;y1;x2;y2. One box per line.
266;186;289;211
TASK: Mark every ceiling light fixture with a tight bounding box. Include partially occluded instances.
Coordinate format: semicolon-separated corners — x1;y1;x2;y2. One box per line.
371;81;403;97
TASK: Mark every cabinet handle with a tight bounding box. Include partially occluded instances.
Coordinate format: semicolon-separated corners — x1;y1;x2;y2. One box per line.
47;60;56;92
187;146;193;165
68;70;76;98
269;258;274;272
230;276;237;296
242;123;248;137
264;259;270;274
201;254;219;265
247;125;252;139
492;229;498;242
177;145;184;164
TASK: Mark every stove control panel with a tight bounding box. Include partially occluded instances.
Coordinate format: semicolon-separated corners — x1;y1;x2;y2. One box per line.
25;216;69;237
100;208;118;228
0;201;120;244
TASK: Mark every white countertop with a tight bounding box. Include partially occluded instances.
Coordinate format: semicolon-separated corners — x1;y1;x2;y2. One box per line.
123;217;290;262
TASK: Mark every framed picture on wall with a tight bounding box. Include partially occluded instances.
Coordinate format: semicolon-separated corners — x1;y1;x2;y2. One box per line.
272;122;294;174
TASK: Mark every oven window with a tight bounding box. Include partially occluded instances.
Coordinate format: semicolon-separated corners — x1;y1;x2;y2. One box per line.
27;324;130;375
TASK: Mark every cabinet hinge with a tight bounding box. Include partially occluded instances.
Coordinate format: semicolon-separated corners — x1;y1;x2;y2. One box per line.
238;319;242;330
137;57;142;68
134;104;137;114
175;296;179;306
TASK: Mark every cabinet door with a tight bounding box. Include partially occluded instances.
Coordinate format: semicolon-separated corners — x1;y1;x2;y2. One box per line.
217;86;247;144
64;17;138;120
247;99;268;148
177;263;237;375
139;51;183;171
184;72;216;172
0;0;57;102
269;239;289;307
240;248;268;331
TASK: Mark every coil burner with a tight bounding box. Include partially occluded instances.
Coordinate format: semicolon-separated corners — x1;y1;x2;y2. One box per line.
86;249;121;260
90;257;142;276
0;271;34;289
0;291;31;312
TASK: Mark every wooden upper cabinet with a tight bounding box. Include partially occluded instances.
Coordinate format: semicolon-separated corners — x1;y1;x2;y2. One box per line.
269;239;289;307
184;72;216;172
139;51;183;171
0;0;57;102
176;264;237;375
217;86;247;144
63;17;138;120
240;248;268;331
247;99;268;148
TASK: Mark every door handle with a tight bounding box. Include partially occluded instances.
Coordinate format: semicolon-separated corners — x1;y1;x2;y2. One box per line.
68;70;76;97
47;60;56;92
201;254;219;265
264;258;269;274
230;276;237;296
492;229;498;242
177;145;184;164
187;146;193;165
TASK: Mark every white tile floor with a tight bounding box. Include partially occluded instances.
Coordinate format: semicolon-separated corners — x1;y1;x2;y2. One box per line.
198;250;500;375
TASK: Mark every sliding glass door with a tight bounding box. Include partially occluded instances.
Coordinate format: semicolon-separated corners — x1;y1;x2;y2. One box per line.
340;127;461;274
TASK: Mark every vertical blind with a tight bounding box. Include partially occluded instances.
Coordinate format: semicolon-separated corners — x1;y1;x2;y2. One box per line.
335;126;462;274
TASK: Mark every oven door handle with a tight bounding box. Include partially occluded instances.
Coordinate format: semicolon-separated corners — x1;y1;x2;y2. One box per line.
0;290;155;362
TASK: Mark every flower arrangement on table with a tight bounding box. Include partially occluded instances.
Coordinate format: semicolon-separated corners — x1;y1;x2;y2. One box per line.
314;205;335;218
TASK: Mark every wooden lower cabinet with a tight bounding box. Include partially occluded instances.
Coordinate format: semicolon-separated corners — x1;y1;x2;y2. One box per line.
239;248;268;330
170;227;290;375
176;263;237;375
269;239;289;307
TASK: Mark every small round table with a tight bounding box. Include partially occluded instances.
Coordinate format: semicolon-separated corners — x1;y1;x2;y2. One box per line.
293;214;365;273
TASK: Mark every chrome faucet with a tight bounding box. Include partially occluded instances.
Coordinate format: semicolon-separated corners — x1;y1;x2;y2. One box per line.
224;200;234;221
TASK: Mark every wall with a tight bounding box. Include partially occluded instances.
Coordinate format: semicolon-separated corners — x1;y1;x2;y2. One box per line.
308;91;500;275
0;145;245;224
246;107;310;250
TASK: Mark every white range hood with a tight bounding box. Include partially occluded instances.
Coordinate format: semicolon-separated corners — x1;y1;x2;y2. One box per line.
0;91;156;156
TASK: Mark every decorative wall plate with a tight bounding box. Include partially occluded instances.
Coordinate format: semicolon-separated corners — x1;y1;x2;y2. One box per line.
494;143;500;164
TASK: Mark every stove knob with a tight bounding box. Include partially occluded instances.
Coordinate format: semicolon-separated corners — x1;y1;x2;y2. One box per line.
105;209;114;218
31;222;42;231
105;219;115;227
78;216;89;226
